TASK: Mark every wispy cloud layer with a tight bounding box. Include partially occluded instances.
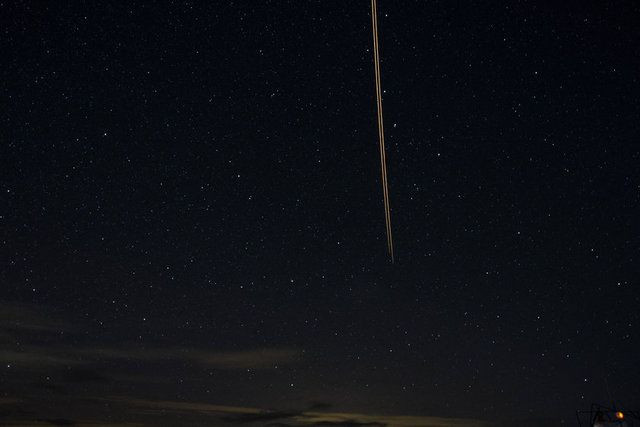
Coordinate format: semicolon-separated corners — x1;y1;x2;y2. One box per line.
78;346;300;368
1;302;487;427
1;302;299;370
0;395;487;427
0;303;72;334
111;397;488;427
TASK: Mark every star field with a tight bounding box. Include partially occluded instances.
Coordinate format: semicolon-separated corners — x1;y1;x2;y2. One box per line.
2;1;640;426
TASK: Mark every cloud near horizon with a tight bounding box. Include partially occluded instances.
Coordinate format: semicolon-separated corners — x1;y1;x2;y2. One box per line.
0;396;488;426
1;302;300;370
110;397;488;427
1;303;489;427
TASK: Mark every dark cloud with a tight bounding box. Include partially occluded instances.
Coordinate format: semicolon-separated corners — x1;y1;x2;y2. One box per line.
31;379;67;393
309;421;386;427
0;393;485;426
81;346;301;369
308;403;333;412
0;348;87;368
37;419;77;426
218;403;347;426
1;305;488;427
0;404;35;420
0;303;73;335
0;344;300;371
221;409;303;424
61;368;112;384
112;398;486;426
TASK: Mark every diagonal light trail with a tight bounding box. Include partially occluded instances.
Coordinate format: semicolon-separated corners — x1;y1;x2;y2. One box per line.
371;0;394;262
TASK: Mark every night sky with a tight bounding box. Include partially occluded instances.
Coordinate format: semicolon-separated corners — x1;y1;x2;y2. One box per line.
2;1;640;426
